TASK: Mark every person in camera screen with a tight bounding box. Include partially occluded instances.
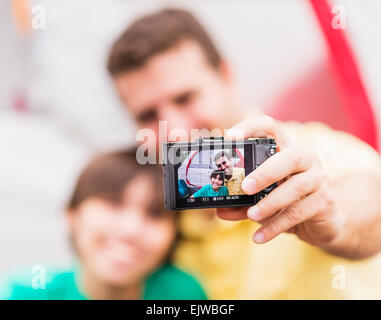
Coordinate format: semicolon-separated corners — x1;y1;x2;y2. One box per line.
191;170;229;198
214;151;245;196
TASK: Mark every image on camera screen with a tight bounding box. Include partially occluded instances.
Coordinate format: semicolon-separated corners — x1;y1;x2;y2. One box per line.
176;147;247;205
163;137;276;210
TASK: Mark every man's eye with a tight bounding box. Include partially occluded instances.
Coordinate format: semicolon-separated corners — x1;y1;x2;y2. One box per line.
174;92;194;106
137;108;157;124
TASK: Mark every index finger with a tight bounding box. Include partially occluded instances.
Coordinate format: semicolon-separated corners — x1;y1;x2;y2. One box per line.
225;115;292;150
242;146;313;194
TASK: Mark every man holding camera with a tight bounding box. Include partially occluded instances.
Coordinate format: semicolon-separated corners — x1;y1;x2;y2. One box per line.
214;151;245;196
107;8;381;298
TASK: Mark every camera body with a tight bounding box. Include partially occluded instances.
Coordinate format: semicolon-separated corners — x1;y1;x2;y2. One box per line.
163;137;277;210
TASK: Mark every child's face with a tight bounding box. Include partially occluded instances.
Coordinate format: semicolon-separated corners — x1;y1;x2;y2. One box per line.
211;175;223;190
67;174;175;287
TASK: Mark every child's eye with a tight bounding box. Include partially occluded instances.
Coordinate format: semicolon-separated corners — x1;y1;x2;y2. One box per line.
95;195;123;209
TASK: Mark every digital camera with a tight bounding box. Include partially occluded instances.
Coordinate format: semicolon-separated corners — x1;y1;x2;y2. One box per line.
162;137;277;210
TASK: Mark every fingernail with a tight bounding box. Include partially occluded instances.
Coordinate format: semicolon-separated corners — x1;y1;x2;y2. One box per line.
248;206;261;221
242;178;256;194
253;231;265;244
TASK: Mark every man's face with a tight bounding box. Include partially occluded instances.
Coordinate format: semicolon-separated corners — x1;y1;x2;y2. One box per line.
113;40;243;146
215;155;233;176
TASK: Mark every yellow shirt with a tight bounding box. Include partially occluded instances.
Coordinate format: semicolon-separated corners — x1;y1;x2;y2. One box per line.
174;121;381;299
225;167;245;195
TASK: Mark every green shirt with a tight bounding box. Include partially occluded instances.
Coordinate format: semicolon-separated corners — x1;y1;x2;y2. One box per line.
192;184;228;197
0;264;207;300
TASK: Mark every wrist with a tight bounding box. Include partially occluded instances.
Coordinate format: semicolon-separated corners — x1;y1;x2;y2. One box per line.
320;209;362;259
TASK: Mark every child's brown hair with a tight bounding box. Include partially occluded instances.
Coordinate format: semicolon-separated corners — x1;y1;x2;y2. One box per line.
67;148;164;217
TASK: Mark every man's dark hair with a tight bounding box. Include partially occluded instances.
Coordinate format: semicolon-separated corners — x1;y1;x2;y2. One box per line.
107;8;221;76
214;151;231;163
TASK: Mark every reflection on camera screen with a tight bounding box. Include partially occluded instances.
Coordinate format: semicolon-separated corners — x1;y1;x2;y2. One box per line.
177;148;246;204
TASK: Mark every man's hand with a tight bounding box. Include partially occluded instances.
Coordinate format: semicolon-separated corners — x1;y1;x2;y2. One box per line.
217;116;344;248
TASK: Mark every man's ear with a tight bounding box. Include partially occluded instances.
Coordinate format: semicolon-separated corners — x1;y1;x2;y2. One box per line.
218;59;234;86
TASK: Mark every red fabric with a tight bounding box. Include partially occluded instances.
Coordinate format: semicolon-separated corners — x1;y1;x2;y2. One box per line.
309;0;378;150
267;61;349;132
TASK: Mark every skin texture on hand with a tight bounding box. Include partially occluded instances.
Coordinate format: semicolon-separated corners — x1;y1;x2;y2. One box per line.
216;115;381;260
322;172;381;259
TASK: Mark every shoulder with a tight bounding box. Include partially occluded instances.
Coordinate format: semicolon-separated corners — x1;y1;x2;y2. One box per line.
200;185;211;193
145;264;207;300
193;186;207;196
233;167;245;177
0;267;79;300
280;121;381;180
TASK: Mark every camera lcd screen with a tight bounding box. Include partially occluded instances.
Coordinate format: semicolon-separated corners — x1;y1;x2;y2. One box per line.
174;144;255;209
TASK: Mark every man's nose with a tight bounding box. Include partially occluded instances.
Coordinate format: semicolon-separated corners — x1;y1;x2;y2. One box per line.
159;105;193;138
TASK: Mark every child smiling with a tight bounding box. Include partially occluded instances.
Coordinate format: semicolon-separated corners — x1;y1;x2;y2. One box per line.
191;171;229;198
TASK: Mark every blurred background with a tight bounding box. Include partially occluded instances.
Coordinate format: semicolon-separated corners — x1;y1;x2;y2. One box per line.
1;0;381;273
